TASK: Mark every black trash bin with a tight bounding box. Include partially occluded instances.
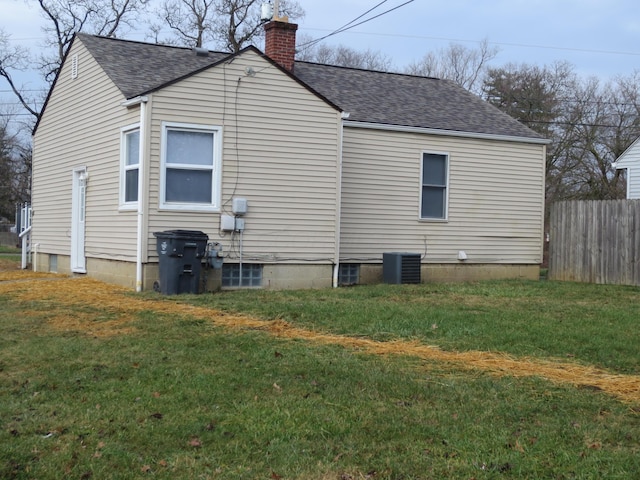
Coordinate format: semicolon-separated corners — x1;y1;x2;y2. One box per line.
154;230;209;294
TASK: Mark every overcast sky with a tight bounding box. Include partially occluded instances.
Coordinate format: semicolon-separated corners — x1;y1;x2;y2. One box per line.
2;0;639;93
297;0;640;79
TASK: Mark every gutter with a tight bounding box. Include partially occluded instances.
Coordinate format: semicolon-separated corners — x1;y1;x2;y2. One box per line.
343;121;551;145
332;112;349;288
122;96;148;292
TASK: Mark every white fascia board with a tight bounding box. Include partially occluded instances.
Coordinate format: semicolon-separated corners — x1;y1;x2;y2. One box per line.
343;121;551;145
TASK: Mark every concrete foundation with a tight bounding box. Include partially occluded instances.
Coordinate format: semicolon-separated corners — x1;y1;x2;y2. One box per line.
32;253;540;291
420;263;540;282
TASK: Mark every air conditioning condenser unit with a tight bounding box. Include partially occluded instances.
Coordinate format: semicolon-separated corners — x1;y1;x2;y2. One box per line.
382;252;421;284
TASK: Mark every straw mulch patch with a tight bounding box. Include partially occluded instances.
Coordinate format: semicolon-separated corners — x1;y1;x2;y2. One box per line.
0;268;62;282
2;273;640;404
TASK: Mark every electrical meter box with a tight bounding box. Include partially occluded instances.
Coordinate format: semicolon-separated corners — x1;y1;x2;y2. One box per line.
232;197;248;215
220;215;235;231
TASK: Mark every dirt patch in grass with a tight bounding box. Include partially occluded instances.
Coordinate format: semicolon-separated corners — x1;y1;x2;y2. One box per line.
0;258;21;272
2;271;640;404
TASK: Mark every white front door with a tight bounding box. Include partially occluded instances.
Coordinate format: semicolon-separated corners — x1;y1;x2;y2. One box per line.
71;167;87;273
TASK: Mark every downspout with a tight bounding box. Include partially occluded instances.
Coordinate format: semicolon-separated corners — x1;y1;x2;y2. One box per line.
33;243;39;272
122;96;148;292
332;112;349;288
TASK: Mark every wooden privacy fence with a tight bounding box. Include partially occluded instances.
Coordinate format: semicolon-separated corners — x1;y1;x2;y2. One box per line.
549;200;640;285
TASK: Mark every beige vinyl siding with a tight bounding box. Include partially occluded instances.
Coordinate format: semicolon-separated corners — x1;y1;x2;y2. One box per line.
32;40;140;262
340;127;545;264
629;168;640;200
145;50;341;263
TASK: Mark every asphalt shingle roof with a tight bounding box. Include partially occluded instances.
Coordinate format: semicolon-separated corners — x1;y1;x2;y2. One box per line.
76;33;542;141
294;62;542;139
78;33;228;99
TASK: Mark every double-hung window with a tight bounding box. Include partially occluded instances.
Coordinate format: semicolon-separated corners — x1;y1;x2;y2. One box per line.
120;125;140;208
420;152;449;220
160;122;222;211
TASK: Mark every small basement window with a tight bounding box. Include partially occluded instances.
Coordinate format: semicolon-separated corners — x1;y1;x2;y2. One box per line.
338;264;360;286
49;254;58;273
222;264;262;287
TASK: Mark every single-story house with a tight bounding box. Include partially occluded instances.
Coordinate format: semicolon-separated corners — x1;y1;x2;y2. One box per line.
31;20;548;291
614;136;640;199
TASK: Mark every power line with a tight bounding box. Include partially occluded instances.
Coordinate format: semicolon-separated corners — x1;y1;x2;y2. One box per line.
301;28;640;59
298;0;415;51
0;113;34;117
521;118;640;130
0;89;46;93
300;0;390;49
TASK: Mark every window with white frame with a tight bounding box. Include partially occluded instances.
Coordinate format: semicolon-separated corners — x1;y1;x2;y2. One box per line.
160;122;221;211
120;126;140;207
420;152;449;220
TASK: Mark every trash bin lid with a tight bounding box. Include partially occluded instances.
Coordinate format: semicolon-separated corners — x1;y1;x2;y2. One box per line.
153;230;209;239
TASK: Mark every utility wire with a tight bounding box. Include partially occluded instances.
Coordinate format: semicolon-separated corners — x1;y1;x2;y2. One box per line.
298;0;415;51
300;0;390;49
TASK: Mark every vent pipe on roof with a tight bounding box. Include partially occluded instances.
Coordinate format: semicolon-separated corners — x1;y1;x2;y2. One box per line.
194;47;209;57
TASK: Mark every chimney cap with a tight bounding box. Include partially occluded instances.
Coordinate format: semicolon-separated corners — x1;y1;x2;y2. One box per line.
264;20;298;31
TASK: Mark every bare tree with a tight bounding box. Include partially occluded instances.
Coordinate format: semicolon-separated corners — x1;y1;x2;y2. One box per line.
0;30;41;121
37;0;149;82
151;0;304;51
564;74;639;200
214;0;303;52
296;35;393;71
483;62;638;204
151;0;216;48
0;113;31;220
0;0;147;123
406;39;499;92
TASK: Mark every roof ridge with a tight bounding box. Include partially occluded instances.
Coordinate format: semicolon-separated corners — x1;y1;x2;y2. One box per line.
294;59;441;81
77;32;231;56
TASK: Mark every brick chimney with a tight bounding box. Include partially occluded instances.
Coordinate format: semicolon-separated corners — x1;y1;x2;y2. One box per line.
264;20;298;72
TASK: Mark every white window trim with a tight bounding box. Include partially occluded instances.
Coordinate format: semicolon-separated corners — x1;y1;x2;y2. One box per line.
159;121;222;212
419;150;450;222
119;123;140;211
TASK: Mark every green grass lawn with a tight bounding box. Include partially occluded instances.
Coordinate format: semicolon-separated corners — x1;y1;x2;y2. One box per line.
184;280;640;374
2;275;640;479
0;245;21;254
